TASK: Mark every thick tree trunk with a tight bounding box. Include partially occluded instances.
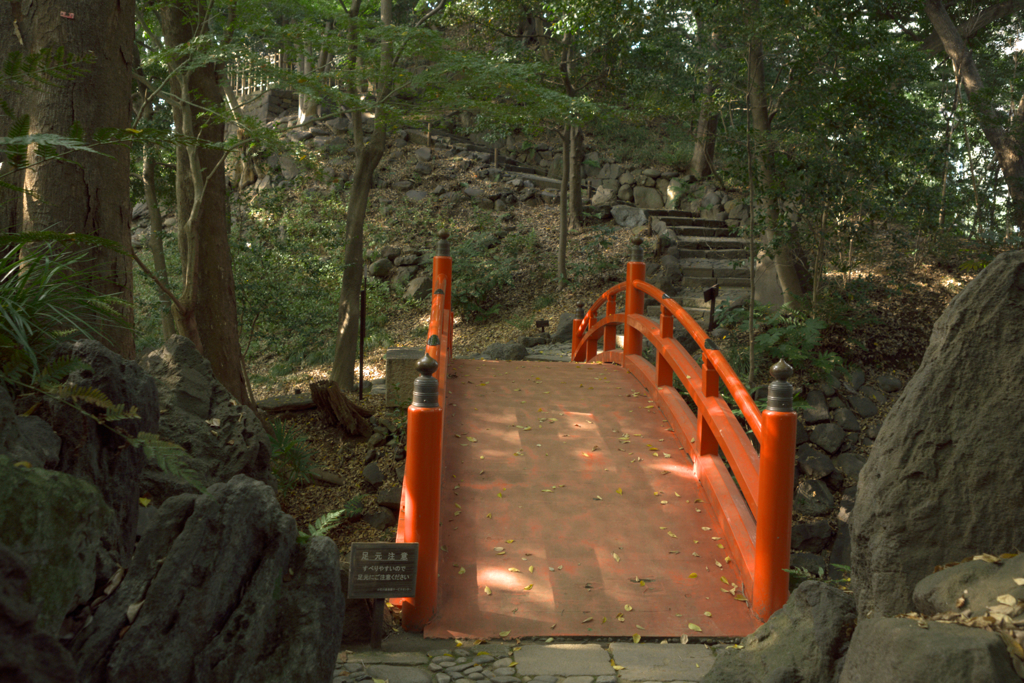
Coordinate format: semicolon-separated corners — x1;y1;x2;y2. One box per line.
9;0;135;357
747;26;803;306
690;26;720;179
161;2;253;409
924;0;1024;232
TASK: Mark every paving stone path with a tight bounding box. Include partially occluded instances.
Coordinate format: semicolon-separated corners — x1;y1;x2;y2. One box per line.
336;639;719;683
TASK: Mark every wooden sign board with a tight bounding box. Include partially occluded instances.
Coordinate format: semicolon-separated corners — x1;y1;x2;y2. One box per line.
348;542;418;599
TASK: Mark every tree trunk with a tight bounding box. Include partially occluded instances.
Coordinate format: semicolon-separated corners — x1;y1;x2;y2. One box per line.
143;151;175;341
924;0;1024;232
690;26;720;179
298;53;317;125
10;0;136;357
310;379;372;436
330;0;391;391
747;21;803;306
161;1;253;409
568;125;584;227
558;127;569;285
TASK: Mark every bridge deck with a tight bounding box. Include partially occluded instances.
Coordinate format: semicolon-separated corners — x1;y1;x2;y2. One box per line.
423;359;762;639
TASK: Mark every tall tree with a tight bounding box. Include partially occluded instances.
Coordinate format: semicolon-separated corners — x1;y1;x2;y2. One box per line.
923;0;1024;232
158;0;254;407
1;0;136;357
329;0;391;391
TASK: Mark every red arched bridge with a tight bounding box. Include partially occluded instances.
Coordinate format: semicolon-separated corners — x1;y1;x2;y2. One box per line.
394;233;796;640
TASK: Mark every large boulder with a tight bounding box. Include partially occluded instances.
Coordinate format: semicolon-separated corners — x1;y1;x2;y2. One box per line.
481;342;528;361
71;476;344;683
913;553;1024;617
701;581;856;683
1;386;61;469
0;457;113;637
837;618;1018;683
0;543;77;682
850;251;1024;617
611;204;646;228
47;341;158;553
139;335;273;504
550;311;576;344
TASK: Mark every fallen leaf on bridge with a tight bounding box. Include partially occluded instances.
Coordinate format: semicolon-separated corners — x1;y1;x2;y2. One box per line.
688;623;702;632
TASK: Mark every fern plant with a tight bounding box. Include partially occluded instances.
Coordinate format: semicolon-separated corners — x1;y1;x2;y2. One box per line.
268;419;314;496
297;494;366;545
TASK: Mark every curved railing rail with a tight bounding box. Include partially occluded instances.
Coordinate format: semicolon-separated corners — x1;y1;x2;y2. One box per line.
571;237;797;620
398;231;453;629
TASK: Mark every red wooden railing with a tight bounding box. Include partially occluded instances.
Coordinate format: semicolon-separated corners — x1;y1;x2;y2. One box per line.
395;231;453;629
571;237;796;620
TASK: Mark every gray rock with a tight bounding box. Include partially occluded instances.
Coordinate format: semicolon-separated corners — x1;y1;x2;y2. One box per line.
520;336;548;348
0;458;113;637
139;336;272;504
810;422;845;455
376;485;402;511
837;618;1017;683
829;522;852;577
364;508;398;531
702;581;855;683
40;340;158;568
846;368;865;390
591;186;616;206
405;276;433;300
838;486;856;523
551;312;576;344
72;477;343;683
859;385;887;405
796;444;836;480
848;394;877;418
791;519;833;553
876;375;903;392
363;462;384;486
794;479;834;516
851;251;1024;618
795;421;809;446
802;390;830;425
611;205;646;228
632;186;663;209
394;180;415;191
482;342;528;361
414;161;433;175
913;553;1024;616
833;452;866;482
394;253;420;267
0;543;77;682
279;154;300;180
833;407;861;432
405;190;430;203
369;258;395;278
864;423;881;440
0;387;60;469
415;147;432;162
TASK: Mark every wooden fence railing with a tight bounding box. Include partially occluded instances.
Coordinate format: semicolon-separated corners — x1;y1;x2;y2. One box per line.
395;231;453;629
571;237;797;620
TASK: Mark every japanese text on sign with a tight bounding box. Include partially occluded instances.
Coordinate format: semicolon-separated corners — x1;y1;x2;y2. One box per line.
348;542;419;599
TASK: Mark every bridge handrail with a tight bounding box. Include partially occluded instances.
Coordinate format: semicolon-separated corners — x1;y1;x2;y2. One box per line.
399;231;453;630
571;237;796;621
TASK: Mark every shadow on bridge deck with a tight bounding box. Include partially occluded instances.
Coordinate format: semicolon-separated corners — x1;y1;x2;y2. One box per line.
422;359;762;640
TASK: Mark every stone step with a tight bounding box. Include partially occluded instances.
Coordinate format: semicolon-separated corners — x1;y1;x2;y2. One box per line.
671;287;750;309
676;235;747;249
679;276;749;289
670;226;734;238
658;216;729;229
677;248;749;260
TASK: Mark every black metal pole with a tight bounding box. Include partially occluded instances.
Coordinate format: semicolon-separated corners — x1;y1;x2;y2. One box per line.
359;276;367;400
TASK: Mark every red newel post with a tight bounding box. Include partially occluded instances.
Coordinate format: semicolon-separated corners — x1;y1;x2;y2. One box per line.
604;291;617;354
434;232;453;357
623;237;645;357
753;359;797;620
402;355;443;630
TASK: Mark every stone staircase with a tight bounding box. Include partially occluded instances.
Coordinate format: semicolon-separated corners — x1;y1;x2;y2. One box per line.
647;209;752;327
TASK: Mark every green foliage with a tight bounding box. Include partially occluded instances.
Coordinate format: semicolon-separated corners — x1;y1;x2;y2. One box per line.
783;563;851;591
0;234;128;386
718;303;845;384
268;419;315;496
297;494;366;545
133;432;206;494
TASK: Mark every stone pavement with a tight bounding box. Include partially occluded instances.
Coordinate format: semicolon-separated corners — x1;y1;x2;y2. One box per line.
337;637;722;683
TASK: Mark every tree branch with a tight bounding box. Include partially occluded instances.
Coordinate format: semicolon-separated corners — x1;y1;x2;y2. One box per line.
920;0;1024;54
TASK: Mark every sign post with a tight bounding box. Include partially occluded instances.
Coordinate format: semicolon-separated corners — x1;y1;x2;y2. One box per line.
348;542;419;648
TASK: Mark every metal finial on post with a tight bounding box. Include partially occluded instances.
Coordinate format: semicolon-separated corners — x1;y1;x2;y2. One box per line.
766;359;794;411
630;236;644;262
575;302;585;319
412;355;440;408
437;231;450;257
